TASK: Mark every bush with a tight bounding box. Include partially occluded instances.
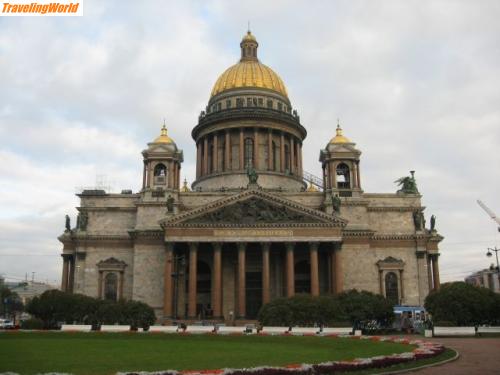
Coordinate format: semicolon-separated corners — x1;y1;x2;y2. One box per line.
433;321;455;327
258;290;394;329
120;300;156;330
26;290;156;329
257;297;294;326
20;318;44;330
425;282;500;326
336;290;395;330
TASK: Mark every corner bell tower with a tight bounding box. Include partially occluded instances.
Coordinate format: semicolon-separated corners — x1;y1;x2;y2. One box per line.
142;124;184;191
319;122;362;197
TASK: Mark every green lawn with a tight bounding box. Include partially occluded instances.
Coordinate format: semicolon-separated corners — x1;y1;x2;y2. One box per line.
0;332;413;375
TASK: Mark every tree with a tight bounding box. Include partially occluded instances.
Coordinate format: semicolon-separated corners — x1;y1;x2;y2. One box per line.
1;287;24;320
121;300;156;329
26;289;156;329
257;297;294;326
336;290;395;329
425;282;500;326
258;294;346;327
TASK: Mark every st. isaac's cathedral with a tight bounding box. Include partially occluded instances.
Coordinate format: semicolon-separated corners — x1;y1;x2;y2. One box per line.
59;31;443;322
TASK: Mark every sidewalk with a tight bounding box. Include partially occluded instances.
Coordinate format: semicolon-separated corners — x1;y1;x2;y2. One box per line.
413;337;500;374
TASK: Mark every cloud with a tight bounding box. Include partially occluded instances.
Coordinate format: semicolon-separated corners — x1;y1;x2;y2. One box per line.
0;0;499;286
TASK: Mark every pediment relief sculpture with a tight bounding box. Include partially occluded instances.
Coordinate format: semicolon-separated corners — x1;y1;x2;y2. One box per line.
185;197;320;225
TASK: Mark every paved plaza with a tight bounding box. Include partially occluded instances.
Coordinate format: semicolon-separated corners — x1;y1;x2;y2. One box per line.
415;337;500;374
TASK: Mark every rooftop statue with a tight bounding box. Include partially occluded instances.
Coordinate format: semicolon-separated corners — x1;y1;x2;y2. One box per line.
65;215;71;232
166;195;175;213
430;214;436;232
331;194;341;213
247;165;259;185
395;170;419;194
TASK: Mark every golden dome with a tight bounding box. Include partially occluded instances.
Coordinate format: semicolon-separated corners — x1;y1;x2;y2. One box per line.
153;124;175;144
242;30;257;42
211;62;288;98
306;182;319;192
329;122;351;144
181;178;190;192
210;31;288;99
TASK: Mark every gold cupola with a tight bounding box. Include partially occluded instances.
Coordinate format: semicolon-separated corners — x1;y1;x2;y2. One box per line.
153;123;175;144
142;123;184;192
210;31;288;99
329;121;351;144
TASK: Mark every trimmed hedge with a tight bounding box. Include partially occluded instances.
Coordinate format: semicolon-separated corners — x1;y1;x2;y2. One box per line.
258;290;394;329
26;290;156;330
425;282;500;326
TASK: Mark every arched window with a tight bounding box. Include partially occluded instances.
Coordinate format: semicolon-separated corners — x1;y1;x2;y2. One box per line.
385;272;399;305
336;163;351;189
284;144;290;173
104;273;118;301
295;260;311;294
153;163;167;185
244;138;254;168
154;163;166;176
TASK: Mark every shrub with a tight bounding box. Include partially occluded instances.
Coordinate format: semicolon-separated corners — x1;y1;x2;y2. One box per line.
425;282;500;326
20;318;44;329
120;300;156;329
258;290;393;329
258;297;294;326
336;290;395;330
433;321;454;327
26;289;156;329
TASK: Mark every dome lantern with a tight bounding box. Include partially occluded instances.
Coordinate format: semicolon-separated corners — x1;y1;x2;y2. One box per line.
240;30;258;62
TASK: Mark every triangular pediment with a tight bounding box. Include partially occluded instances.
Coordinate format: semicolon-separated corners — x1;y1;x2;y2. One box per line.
148;144;174;153
161;189;347;228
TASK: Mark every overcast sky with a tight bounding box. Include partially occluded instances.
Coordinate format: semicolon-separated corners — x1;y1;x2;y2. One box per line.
0;0;499;286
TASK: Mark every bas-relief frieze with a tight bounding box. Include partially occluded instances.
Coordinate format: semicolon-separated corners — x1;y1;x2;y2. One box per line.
186;197;317;224
213;229;294;237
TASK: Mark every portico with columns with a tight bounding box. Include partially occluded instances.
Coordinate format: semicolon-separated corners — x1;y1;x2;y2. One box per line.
159;188;346;321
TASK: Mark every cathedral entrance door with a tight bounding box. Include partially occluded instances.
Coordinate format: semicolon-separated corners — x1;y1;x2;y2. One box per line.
246;271;262;319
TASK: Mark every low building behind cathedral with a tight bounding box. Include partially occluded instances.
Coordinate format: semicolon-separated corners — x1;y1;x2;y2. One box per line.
59;31;443;323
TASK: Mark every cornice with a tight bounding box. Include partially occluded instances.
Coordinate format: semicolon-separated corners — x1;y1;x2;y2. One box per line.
192;107;306;140
128;230;164;239
77;207;137;212
367;206;423;212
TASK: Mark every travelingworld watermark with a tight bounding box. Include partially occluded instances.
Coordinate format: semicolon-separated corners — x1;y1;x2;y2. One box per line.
2;0;83;16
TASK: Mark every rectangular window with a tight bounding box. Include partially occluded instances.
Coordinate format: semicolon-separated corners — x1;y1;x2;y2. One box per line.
247;98;252;107
267;100;273;109
277;102;283;111
258;98;263;106
226;100;231;109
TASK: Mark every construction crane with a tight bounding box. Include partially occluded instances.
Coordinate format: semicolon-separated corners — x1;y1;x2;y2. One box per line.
477;200;500;232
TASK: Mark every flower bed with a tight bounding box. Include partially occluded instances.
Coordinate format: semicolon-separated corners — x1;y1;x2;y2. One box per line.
118;335;445;375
